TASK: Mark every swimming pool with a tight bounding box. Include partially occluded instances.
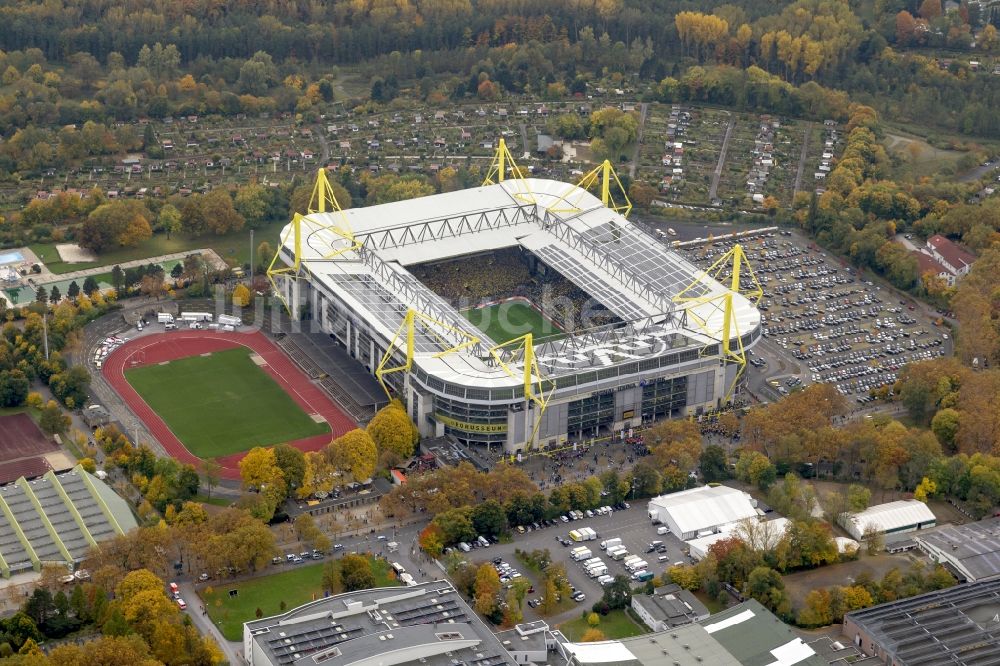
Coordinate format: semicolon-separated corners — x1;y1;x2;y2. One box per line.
0;250;24;265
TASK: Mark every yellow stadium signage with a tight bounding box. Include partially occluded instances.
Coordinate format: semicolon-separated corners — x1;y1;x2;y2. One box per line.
434;413;507;434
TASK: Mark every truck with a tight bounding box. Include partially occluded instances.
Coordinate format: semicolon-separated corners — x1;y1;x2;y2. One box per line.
569;530;584;542
588;565;608;578
179;311;212;322
157;313;174;323
218;314;241;327
582;557;602;568
633;570;654;582
623;554;642;567
607;546;629;561
626;559;648;573
577;527;597;541
600;537;622;551
597;574;615;586
570;547;592;562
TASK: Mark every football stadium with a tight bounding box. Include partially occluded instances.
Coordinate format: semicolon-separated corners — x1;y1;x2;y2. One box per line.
270;154;762;454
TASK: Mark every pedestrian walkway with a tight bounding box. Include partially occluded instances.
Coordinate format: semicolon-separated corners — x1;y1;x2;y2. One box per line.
43;248;228;282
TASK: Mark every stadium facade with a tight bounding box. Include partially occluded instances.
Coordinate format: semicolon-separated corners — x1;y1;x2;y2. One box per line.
273;175;761;453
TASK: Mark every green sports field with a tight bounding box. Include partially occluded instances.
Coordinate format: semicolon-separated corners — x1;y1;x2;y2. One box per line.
461;299;564;344
125;347;329;458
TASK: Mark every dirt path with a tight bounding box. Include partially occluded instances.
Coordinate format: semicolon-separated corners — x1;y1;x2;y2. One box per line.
708;114;735;201
793;121;812;196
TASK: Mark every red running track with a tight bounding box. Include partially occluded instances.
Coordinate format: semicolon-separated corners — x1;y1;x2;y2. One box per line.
102;331;356;479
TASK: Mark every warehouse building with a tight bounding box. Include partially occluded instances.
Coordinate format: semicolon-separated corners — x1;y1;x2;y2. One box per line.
915;517;1000;582
686;516;791;561
631;583;710;631
843;578;1000;665
243;581;516;666
0;466;136;578
647;486;759;540
559;599;826;666
839;500;937;541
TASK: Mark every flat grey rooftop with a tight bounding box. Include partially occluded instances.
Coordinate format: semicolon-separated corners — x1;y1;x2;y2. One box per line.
846;578;1000;665
915;518;1000;582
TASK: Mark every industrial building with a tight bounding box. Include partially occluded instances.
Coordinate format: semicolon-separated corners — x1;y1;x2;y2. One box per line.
558;599;826;666
630;583;710;631
269;162;761;453
915;517;1000;582
0;466;137;578
843;578;1000;665
839;500;937;541
647;485;759;540
243;581;517;666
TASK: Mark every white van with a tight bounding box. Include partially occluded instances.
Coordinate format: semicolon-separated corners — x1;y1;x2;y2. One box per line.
477;535;490;548
457;542;471;552
657;526;670;535
164;322;177;330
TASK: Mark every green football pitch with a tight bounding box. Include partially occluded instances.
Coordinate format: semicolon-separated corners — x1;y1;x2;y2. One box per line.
125;347;329;458
461;300;564;344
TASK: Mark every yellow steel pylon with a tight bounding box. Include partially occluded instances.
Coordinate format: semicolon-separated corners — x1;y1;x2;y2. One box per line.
266;168;360;313
547;160;632;217
488;334;551;450
672;243;763;402
374;309;483;398
482;137;535;204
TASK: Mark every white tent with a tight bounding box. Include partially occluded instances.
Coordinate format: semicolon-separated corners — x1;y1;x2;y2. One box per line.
840;500;936;541
648;486;758;540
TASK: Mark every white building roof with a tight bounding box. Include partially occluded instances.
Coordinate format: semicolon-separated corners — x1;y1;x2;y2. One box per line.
562;640;637;664
649;486;758;535
842;500;936;538
686;517;791;559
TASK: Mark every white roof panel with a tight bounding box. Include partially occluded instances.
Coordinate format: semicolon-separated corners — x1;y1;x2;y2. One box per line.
649;486;759;535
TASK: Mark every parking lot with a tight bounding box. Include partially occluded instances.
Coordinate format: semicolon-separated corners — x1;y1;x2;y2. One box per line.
677;229;951;403
448;504;690;622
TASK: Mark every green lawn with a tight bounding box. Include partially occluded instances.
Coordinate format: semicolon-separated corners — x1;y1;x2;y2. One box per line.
201;557;396;641
29;219;287;275
461;300;564;344
558;608;648;641
125;347;329;458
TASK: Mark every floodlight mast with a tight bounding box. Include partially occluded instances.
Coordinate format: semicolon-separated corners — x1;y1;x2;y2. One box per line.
546;160;632;217
266;168;360;314
672;243;763;402
482;138;535;204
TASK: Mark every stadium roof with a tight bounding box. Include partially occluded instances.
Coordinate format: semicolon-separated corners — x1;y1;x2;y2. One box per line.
840;500;936;540
245;581;515;666
0;465;136;578
845;578;1000;665
915;518;1000;582
648;486;759;536
284;178;760;389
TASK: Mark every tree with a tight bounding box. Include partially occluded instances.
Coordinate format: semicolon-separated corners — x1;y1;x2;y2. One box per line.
931;408;960;452
474;563;501;615
39;400;69;435
140;274;165;300
234;183;272;228
847;484;871;512
0;370;29;408
668;565;702;591
580;628;606;642
914;477;937;503
238;447;286;522
699;445;729;482
367;400;418;460
735;451;777;490
232;283;251;307
67;281;80;299
322;560;343;594
273;444;306;496
80;201;152;252
918;0;942;19
256;241;274;270
601;575;632;610
35;286;47;306
340;554;375;591
82;276;99;296
49;285;60;304
157;204;182;240
328;429;377;482
433;507;476;545
471;500;507;538
862;525;885;555
200;189;245;235
200;459;222;502
745;566;791;617
418;523;445;557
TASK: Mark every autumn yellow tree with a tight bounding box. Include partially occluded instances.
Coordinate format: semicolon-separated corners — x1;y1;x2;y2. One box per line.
366;400;418;463
329;429;378;482
232;283;251;307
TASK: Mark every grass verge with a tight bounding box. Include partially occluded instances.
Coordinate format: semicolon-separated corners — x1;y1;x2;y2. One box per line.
558;608;647;641
200;557;395;641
